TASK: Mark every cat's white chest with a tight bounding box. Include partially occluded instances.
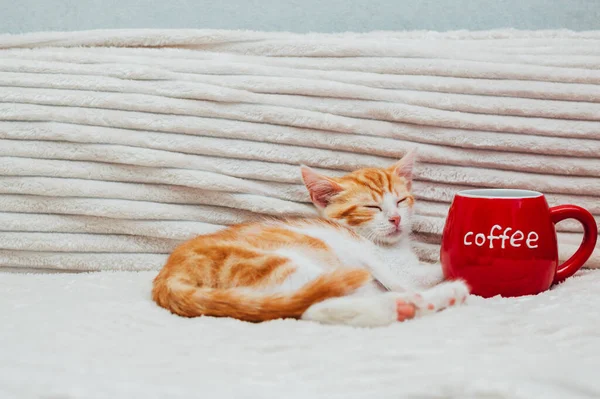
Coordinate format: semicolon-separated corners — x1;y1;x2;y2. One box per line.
375;244;420;268
286;225;371;266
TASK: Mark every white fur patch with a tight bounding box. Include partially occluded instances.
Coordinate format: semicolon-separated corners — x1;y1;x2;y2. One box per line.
301;293;399;327
285;225;368;267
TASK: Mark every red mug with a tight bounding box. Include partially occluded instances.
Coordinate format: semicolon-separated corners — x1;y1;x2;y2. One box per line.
441;189;598;297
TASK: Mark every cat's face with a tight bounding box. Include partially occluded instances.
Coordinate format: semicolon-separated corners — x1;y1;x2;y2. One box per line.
301;150;415;246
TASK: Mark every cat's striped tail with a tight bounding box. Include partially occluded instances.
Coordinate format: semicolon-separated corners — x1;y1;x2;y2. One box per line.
152;268;371;322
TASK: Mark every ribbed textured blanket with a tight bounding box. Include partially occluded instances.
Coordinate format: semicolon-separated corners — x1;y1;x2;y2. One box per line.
0;29;598;272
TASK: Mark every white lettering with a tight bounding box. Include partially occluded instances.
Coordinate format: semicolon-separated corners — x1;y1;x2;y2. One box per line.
510;230;524;247
487;225;502;249
464;232;474;246
475;233;486;246
526;232;539;248
501;227;512;249
462;225;539;249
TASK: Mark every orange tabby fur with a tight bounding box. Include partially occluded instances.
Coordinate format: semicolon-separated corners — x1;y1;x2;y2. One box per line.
319;167;414;227
152;157;415;322
152;221;372;321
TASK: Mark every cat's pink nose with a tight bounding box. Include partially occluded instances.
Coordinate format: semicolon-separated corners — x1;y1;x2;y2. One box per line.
389;215;401;227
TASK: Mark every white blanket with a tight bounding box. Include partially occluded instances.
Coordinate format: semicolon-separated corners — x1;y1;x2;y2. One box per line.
0;29;599;272
1;268;599;399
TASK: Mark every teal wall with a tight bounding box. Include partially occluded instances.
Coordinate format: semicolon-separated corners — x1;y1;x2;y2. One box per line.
1;0;599;33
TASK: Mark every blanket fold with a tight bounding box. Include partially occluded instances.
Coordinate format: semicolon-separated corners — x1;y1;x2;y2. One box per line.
0;29;598;271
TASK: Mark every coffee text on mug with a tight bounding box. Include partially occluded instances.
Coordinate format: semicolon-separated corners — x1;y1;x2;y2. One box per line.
464;224;539;249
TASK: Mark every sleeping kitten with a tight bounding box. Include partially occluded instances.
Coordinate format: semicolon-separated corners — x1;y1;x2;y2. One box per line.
152;150;469;327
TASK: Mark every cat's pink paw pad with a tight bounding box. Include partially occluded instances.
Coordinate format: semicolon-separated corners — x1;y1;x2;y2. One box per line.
427;303;435;310
449;298;456;306
396;299;416;322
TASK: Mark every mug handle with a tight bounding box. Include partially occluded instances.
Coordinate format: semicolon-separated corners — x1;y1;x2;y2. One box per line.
550;205;598;284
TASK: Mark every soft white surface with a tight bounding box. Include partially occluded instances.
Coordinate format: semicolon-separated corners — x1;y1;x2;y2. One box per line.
1;270;599;399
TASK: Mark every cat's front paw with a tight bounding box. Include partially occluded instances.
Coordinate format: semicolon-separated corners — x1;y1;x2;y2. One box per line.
409;280;470;317
386;282;413;293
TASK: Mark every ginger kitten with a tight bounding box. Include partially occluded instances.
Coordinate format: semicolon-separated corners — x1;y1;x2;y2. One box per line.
152;150;469;327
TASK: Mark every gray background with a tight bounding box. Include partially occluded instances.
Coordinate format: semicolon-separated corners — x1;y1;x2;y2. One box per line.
1;0;600;34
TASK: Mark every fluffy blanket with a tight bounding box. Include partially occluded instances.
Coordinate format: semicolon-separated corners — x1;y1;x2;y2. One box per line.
1;268;599;399
0;29;599;272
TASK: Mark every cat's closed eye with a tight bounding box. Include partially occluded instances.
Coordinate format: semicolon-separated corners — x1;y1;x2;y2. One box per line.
364;205;382;211
397;198;408;206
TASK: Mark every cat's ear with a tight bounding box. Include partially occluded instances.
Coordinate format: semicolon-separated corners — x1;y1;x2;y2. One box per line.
300;166;343;208
389;149;416;188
